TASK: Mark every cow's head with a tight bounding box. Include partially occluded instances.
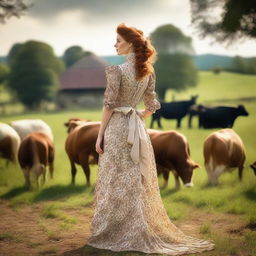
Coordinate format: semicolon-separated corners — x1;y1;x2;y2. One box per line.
250;162;256;176
190;95;199;104
237;105;249;116
179;161;200;188
64;118;91;133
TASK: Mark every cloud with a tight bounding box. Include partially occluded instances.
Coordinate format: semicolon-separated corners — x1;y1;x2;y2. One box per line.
28;0;157;21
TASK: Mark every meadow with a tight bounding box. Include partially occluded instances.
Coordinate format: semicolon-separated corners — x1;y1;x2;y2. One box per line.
0;71;256;256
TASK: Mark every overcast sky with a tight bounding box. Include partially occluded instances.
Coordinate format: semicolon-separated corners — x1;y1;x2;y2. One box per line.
0;0;255;57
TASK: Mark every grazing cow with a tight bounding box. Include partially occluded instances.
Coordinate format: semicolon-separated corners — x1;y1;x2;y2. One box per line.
11;119;54;142
65;120;199;189
203;129;246;185
148;129;199;189
150;95;198;129
189;105;248;129
0;123;20;164
18;132;54;188
250;162;256;176
65;121;100;185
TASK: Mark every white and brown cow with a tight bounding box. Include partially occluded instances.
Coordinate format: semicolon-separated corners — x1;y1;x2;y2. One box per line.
11;119;54;142
203;128;246;185
18;132;54;188
0;123;21;165
65;120;199;189
148;129;199;189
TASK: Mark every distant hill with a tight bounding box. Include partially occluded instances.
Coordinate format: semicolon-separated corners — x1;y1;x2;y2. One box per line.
1;54;255;71
102;54;236;70
193;54;234;70
102;55;125;65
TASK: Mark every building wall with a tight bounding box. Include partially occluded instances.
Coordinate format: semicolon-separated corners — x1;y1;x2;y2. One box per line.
57;90;104;109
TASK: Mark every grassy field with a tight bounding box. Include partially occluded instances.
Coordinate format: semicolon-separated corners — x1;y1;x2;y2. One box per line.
0;71;256;256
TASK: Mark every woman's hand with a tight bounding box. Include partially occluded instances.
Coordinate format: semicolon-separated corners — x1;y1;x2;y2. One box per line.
96;135;104;154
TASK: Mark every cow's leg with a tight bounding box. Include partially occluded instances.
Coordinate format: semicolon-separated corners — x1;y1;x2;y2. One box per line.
48;147;54;179
42;165;46;186
238;165;244;181
208;165;226;185
162;168;169;188
49;162;54;179
188;114;193;128
157;118;163;129
172;171;180;190
23;168;30;188
176;118;181;129
150;117;154;129
70;161;77;185
79;154;91;186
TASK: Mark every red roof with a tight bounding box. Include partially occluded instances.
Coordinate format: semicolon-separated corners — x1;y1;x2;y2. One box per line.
60;55;109;90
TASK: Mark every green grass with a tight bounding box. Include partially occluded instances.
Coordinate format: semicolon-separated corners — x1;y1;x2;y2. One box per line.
0;71;256;255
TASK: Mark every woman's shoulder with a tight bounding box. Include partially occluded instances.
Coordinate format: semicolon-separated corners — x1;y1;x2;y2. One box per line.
105;65;121;73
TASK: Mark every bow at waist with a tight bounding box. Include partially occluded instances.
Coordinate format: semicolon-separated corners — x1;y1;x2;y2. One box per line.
113;106;150;181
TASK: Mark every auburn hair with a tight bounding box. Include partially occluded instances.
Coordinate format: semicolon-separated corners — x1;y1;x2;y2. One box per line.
116;23;157;80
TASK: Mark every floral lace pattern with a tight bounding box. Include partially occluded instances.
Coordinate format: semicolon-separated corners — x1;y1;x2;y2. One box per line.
87;52;215;255
103;52;161;113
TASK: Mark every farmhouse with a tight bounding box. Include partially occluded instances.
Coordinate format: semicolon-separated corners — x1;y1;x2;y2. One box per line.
57;54;110;109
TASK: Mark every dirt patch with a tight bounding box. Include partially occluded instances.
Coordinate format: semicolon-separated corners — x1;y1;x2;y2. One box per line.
0;199;250;256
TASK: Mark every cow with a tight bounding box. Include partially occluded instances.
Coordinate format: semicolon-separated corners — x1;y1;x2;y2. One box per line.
189;105;249;129
203;129;246;185
0;123;21;165
250;162;256;176
148;129;199;189
65;121;100;186
18;132;54;188
150;95;198;129
65;120;199;189
11;119;54;142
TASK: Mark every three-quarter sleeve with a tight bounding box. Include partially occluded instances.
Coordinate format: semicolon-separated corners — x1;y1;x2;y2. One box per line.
103;65;122;110
143;72;161;113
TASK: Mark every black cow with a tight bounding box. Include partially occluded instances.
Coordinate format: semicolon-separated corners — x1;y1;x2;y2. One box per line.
150;95;198;129
250;162;256;176
197;105;248;129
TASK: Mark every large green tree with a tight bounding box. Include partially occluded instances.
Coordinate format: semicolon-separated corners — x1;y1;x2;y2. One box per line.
150;24;197;100
8;40;64;109
190;0;256;44
63;46;92;68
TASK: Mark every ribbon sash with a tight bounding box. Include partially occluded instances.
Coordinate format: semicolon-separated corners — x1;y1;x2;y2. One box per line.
113;106;150;182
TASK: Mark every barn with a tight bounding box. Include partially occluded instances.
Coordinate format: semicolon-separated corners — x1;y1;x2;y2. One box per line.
57;54;111;109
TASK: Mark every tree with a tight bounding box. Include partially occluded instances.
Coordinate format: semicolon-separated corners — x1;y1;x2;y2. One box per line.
0;63;10;84
8;40;64;110
190;0;256;44
150;24;198;100
63;46;92;68
0;0;32;23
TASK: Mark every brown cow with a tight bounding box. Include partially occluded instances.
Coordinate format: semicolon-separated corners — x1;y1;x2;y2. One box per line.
65;121;100;185
203;128;246;185
148;129;199;189
65;120;199;189
18;132;54;188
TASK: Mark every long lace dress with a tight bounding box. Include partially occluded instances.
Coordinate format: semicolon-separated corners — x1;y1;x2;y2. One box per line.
87;52;215;255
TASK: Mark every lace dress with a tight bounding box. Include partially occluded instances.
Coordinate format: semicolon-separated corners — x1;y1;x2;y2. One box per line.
87;52;215;255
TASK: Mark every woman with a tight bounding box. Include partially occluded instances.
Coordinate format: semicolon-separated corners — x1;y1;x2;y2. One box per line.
88;23;214;255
